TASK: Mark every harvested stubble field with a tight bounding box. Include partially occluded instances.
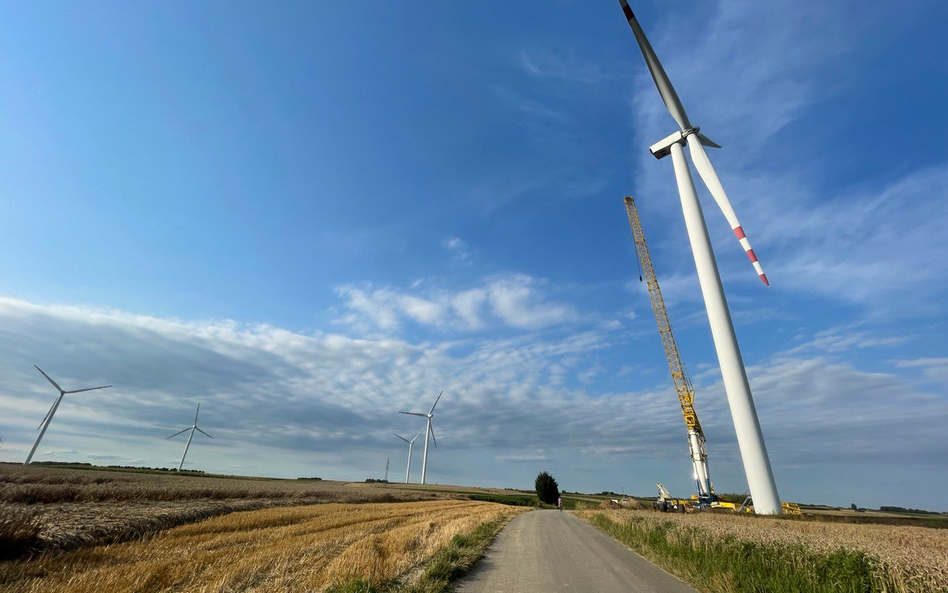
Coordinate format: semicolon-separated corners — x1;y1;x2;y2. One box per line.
0;500;524;593
0;464;439;556
578;509;948;593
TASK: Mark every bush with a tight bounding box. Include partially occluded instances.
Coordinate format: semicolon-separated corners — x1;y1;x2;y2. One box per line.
534;471;559;505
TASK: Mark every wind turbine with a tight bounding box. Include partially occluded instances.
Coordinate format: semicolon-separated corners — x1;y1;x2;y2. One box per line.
394;431;422;483
167;404;212;471
399;391;443;485
617;0;782;514
25;366;112;465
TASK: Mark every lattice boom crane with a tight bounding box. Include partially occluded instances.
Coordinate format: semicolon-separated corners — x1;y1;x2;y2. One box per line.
624;196;714;502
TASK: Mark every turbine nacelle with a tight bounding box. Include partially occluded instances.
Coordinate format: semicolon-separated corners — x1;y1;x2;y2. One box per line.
649;128;719;160
619;0;769;286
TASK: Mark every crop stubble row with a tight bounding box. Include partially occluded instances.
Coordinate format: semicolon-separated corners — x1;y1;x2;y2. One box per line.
1;500;523;593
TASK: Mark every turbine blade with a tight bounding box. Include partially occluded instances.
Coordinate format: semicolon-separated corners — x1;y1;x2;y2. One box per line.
167;428;190;439
399;411;427;417
428;391;443;415
194;404;201;426
196;427;213;439
429;424;437;449
696;132;721;149
412;430;423;443
64;385;112;394
687;138;770;285
35;366;64;393
617;0;691;131
394;433;411;443
37;399;57;430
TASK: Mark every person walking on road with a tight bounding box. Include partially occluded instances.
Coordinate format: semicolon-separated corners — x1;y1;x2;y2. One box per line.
557;496;563;511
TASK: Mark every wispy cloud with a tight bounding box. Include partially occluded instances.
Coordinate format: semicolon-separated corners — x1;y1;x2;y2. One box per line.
891;358;948;384
334;274;579;333
440;236;476;263
0;296;944;507
785;326;913;356
516;49;619;87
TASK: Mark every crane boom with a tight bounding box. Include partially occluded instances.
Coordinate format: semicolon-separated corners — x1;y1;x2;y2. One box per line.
624;196;713;502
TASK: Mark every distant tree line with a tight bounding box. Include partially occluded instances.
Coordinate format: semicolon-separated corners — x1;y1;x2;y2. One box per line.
880;505;947;515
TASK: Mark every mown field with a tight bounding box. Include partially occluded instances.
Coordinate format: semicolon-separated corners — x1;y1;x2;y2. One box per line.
578;509;948;593
0;463;441;557
1;500;524;593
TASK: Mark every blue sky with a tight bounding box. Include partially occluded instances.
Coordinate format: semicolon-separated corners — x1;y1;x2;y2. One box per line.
1;1;946;510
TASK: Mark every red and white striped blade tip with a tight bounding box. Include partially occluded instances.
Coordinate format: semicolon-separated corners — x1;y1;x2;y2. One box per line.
733;226;770;287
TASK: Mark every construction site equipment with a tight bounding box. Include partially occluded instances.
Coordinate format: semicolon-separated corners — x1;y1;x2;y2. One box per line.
625;196;715;507
654;482;690;513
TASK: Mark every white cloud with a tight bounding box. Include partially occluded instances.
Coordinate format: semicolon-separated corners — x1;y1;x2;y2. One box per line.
785;326;913;355
892;358;948;384
516;50;615;86
335;274;578;333
440;236;476;263
0;296;945;508
485;274;576;330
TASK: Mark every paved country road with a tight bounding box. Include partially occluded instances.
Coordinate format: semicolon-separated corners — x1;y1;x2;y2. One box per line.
457;510;699;593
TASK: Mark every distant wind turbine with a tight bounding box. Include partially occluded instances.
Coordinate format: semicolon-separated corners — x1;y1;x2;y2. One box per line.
393;431;422;484
399;391;443;485
25;366;112;465
167;404;212;471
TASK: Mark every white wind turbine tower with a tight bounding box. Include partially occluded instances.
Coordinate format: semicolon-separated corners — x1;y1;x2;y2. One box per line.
25;366;112;465
399;391;443;485
394;431;422;484
167;404;213;471
617;0;782;514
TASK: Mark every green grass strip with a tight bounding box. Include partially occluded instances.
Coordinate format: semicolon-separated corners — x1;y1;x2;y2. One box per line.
326;513;515;593
585;512;894;593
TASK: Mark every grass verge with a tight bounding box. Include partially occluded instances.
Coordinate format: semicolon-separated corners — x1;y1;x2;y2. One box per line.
583;511;905;593
326;513;516;593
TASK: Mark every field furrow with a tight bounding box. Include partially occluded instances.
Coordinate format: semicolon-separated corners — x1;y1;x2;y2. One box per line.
0;500;523;593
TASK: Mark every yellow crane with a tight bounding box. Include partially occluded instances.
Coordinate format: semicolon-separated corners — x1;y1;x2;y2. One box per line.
624;196;715;505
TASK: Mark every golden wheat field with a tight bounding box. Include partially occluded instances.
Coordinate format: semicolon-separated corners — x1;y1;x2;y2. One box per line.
579;509;948;593
0;500;523;593
0;463;440;554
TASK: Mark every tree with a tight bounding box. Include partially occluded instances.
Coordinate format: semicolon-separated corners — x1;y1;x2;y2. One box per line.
535;471;560;505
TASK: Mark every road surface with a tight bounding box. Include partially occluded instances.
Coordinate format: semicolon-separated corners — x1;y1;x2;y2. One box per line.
457;510;699;593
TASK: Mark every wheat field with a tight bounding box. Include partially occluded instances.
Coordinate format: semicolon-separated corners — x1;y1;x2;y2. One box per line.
579;509;948;593
0;500;522;593
0;463;442;556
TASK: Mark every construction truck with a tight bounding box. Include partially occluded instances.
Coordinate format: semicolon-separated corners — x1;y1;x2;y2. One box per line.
654;483;691;513
709;495;802;515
